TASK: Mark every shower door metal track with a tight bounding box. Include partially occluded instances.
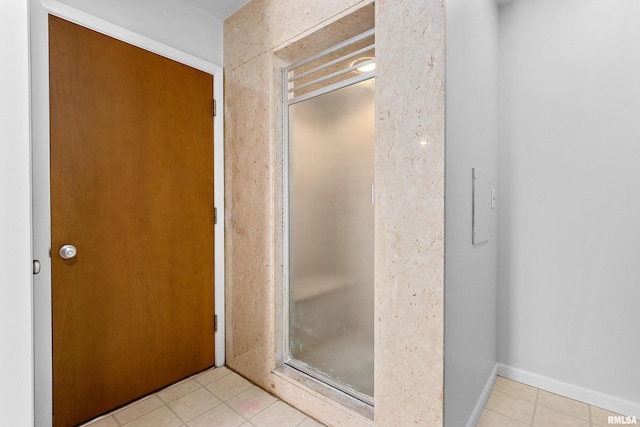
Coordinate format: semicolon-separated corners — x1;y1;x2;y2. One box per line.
287;359;374;406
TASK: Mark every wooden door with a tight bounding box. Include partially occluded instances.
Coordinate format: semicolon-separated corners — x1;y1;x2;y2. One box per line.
49;15;214;427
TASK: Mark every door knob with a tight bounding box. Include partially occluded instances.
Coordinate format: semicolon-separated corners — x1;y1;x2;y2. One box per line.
59;244;77;260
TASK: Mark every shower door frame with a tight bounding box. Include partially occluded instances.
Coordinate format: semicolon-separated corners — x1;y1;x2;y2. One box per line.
280;31;376;406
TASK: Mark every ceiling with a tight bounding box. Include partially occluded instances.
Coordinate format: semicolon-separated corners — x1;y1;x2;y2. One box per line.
184;0;253;20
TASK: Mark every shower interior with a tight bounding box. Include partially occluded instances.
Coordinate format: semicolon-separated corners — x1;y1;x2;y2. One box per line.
284;29;375;403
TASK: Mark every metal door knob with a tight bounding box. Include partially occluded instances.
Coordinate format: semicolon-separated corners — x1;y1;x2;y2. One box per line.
59;244;77;260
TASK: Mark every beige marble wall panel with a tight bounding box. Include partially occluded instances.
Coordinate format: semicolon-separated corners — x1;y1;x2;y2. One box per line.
274;2;374;64
225;0;446;425
224;0;370;70
224;51;274;389
374;0;446;425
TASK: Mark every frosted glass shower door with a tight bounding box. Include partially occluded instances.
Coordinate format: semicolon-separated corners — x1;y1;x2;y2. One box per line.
287;78;375;400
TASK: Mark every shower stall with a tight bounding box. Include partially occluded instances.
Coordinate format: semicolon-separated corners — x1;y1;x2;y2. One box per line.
283;29;375;403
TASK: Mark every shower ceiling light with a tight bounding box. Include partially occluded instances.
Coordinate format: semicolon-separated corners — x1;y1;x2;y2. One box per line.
352;57;376;73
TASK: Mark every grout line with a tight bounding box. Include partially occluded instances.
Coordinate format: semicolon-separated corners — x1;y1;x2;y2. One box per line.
205;371;254;402
247;399;280;422
160;380;201;405
193;366;231;388
164;391;188;425
83;367;314;427
224;401;249;421
483;408;527;426
530;388;539;427
175;386;228;425
112;396;159;427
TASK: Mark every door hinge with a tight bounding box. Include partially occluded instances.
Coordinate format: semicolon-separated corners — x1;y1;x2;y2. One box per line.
213;99;217;117
214;207;217;225
214;314;218;332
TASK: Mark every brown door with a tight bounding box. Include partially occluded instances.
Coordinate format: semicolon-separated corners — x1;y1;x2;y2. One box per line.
49;15;214;427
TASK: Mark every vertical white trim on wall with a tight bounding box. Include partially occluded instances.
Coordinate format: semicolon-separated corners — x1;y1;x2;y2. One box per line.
213;68;226;368
31;1;225;425
0;2;35;426
31;3;53;425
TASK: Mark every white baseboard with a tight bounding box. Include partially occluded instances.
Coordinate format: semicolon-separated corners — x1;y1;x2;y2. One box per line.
466;363;498;427
497;364;640;418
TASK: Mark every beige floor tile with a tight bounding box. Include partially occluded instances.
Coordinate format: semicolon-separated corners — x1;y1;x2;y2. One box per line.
298;417;327;427
158;379;202;404
477;409;529;427
206;372;253;401
537;390;589;421
195;366;233;386
169;388;221;422
533;405;589;427
226;385;277;419
187;403;245;427
485;389;535;424
123;406;183;427
238;423;254;427
591;405;629;425
250;400;307;427
493;377;538;402
114;395;165;425
82;415;119;427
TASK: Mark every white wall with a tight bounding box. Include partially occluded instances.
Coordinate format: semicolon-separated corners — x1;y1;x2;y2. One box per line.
56;0;223;64
444;0;499;425
498;0;640;414
0;2;35;426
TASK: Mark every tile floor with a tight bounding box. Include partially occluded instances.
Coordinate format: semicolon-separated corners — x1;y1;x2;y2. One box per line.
478;376;629;427
80;366;325;427
80;369;629;427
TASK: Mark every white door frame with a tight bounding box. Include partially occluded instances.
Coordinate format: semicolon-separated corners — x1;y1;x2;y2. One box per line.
30;1;225;425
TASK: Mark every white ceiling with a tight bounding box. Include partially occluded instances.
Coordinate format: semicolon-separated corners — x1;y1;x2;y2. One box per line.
184;0;253;20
